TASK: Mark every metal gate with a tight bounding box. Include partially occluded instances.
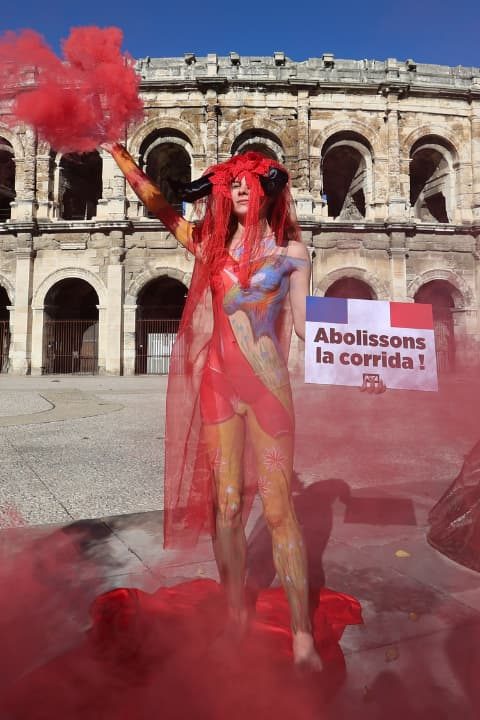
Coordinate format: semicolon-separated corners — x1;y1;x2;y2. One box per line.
43;320;98;374
0;320;10;373
433;313;455;373
135;319;180;374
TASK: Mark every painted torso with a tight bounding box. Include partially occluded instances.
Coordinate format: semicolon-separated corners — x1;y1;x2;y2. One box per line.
207;236;304;390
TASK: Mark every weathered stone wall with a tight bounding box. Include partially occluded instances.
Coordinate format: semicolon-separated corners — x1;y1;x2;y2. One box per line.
0;53;479;374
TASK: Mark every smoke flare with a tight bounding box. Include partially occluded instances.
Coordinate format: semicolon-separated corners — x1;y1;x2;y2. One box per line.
0;27;144;152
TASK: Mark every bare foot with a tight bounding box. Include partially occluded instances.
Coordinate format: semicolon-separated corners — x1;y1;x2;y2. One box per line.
293;631;323;671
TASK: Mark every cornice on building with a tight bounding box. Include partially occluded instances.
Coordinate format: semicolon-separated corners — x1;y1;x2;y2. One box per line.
2;218;479;243
136;54;480;100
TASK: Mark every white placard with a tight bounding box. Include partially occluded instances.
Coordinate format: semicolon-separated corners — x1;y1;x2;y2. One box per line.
305;297;438;392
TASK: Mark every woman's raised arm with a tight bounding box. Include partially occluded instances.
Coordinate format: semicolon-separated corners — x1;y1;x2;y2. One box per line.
106;143;196;252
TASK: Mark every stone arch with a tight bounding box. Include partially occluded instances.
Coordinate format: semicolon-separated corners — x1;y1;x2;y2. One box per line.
403;126;461;163
128;118;204;158
126;267;191;305
0;134;16;221
314;266;390;300
407;269;471;308
312;120;382;158
219;118;293;157
33;268;107;309
58;151;102;220
407;133;458;223
137;130;192;212
0;274;15;304
231;129;285;161
0;124;24;160
319;131;375;220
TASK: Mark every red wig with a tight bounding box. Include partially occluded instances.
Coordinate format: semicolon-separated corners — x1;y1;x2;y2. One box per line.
193;152;301;287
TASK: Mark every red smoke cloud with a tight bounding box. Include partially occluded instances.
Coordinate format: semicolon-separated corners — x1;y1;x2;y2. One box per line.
0;27;144;152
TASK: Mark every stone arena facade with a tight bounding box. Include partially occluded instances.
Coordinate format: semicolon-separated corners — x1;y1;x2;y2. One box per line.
0;53;479;376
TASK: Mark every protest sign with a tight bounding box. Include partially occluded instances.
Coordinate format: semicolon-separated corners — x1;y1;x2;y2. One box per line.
305;297;438;392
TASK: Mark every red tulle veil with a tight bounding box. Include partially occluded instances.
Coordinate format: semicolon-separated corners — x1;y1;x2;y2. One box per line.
163;152;300;548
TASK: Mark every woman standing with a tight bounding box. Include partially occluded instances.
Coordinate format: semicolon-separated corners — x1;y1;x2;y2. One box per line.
105;143;321;669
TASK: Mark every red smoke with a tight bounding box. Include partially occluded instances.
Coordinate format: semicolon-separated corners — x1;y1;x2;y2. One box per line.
0;27;144;152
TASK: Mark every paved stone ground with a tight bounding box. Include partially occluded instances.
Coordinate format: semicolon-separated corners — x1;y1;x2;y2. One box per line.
0;375;479;717
0;375;166;524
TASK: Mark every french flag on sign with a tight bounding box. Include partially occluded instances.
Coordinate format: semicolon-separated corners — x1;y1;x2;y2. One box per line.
305;297;438;392
306;297;434;330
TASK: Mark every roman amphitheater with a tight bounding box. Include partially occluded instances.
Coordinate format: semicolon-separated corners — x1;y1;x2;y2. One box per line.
0;53;479;376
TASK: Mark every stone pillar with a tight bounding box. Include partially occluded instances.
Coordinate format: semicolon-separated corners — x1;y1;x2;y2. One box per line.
297;92;310;191
10;128;37;222
471;100;480;221
123;303;137;376
125;152;144;219
205;90;219;167
35;150;55;220
10;238;34;374
105;232;125;374
96;150;127;220
6;305;14;373
295;91;314;216
96;305;107;374
388;231;408;301
30;306;45;376
192;153;207;179
385;92;407;220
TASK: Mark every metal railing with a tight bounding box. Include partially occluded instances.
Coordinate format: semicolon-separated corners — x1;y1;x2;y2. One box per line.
135;319;180;374
43;320;98;374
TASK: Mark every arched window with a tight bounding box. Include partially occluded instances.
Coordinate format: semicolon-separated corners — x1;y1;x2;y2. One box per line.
139;130;192;216
409;136;454;223
415;280;456;371
43;279;99;374
59;152;102;220
135;276;187;374
321;132;372;220
232;129;284;162
0;138;15;221
325;277;375;300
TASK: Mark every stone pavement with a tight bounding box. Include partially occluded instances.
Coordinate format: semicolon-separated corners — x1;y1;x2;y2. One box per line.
0;375;479;716
0;375;166;524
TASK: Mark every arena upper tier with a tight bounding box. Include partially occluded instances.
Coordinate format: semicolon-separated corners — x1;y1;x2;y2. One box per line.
0;53;479;376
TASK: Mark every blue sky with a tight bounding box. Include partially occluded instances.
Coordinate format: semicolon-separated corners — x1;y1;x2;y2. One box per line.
2;0;480;67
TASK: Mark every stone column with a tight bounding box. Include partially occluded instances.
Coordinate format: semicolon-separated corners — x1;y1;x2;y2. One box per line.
125;152;144;219
296;91;314;216
10;238;34;374
96;150;127;220
123;303;137;376
192;152;207;179
297;91;310;191
96;305;107;374
30;306;45;376
10;128;37;222
205;90;219;167
471;99;480;221
105;232;125;375
385;92;406;220
388;231;408;302
35;150;55;220
6;305;14;373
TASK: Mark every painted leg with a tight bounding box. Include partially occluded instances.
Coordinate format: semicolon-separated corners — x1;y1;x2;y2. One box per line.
203;415;248;627
247;408;322;669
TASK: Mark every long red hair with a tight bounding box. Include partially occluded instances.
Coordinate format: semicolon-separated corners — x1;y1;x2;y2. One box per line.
193;152;301;287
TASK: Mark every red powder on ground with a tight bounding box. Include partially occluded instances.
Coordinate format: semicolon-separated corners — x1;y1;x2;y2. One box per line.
0;27;144;152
